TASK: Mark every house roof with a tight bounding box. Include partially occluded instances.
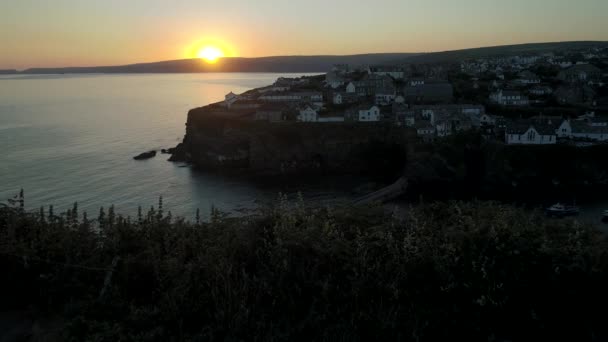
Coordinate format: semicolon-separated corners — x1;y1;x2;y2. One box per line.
506;120;557;135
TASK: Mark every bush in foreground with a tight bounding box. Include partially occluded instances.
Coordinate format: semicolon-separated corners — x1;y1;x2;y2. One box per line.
1;195;607;341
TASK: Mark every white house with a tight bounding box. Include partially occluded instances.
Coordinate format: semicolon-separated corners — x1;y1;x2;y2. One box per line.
297;106;318;122
505;121;557;145
557;119;608;141
490;90;529;106
346;82;357;93
224;92;238;108
358;105;381;122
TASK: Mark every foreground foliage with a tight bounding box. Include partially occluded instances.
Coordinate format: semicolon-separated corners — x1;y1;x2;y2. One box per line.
1;195;608;341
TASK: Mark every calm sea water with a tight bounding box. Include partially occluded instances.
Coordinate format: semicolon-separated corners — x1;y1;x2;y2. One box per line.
0;73;339;219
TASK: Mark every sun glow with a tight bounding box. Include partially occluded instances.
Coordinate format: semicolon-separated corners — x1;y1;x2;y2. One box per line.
197;46;224;63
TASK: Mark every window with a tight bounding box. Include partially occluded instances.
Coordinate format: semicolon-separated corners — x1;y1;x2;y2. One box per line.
528;130;536;141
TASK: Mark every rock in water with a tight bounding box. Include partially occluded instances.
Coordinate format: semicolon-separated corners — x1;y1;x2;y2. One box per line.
133;150;157;160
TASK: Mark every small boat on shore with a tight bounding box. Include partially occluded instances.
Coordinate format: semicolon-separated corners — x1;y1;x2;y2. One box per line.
133;150;157;160
545;203;580;217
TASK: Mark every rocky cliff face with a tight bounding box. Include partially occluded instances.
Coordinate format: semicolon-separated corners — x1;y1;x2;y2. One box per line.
174;106;414;178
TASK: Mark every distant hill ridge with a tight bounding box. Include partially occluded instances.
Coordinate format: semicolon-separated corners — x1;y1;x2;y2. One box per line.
12;41;608;74
18;54;418;74
398;41;608;64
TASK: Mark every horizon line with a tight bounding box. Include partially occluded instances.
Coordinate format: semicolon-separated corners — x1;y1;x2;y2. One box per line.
4;40;607;72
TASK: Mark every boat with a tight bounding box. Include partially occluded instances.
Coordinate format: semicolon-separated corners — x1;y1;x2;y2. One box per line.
603;210;608;223
133;150;157;160
545;203;580;217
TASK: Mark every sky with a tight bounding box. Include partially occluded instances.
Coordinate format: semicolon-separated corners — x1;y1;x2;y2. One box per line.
1;0;607;69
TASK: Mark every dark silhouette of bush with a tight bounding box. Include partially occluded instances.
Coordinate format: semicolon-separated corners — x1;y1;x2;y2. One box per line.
1;193;607;341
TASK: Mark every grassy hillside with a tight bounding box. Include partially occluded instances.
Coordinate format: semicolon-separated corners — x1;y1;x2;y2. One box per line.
398;41;608;64
2;194;608;341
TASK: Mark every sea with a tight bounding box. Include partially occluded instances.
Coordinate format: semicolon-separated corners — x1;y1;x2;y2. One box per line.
0;73;347;219
1;73;607;228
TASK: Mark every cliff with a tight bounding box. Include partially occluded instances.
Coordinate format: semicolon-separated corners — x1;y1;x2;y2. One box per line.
174;106;414;179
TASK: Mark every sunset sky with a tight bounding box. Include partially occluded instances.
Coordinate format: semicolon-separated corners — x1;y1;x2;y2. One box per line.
1;0;607;70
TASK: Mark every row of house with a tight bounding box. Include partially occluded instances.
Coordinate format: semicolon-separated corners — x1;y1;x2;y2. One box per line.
505;115;608;145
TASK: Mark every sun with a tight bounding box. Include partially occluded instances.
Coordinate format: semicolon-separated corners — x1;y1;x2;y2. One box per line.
197;46;224;63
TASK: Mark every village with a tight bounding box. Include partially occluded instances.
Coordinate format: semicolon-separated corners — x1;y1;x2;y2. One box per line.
210;45;608;145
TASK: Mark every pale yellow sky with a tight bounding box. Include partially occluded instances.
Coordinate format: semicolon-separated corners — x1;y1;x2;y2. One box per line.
1;0;607;69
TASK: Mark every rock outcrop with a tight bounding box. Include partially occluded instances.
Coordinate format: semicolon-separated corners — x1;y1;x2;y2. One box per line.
171;106;414;178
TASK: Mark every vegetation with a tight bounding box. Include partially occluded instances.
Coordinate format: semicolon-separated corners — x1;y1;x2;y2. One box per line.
407;132;608;203
2;191;608;341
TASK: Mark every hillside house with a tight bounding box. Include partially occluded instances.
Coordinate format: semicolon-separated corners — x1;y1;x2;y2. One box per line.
332;92;358;105
490;90;529;106
345;82;357;94
224;92;238;108
557;119;608;141
558;64;602;84
393;104;415;127
435;112;475;137
297;105;319;122
412;104;484;125
374;81;398;105
368;65;405;79
356;105;381;122
505;121;557;145
259;91;323;106
529;85;553;96
517;70;541;84
351;74;395;97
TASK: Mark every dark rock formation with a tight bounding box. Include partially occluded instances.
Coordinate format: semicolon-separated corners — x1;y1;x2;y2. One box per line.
133;150;157;160
170;106;414;179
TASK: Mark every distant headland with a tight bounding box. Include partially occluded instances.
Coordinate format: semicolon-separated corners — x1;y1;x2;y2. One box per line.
4;41;607;75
